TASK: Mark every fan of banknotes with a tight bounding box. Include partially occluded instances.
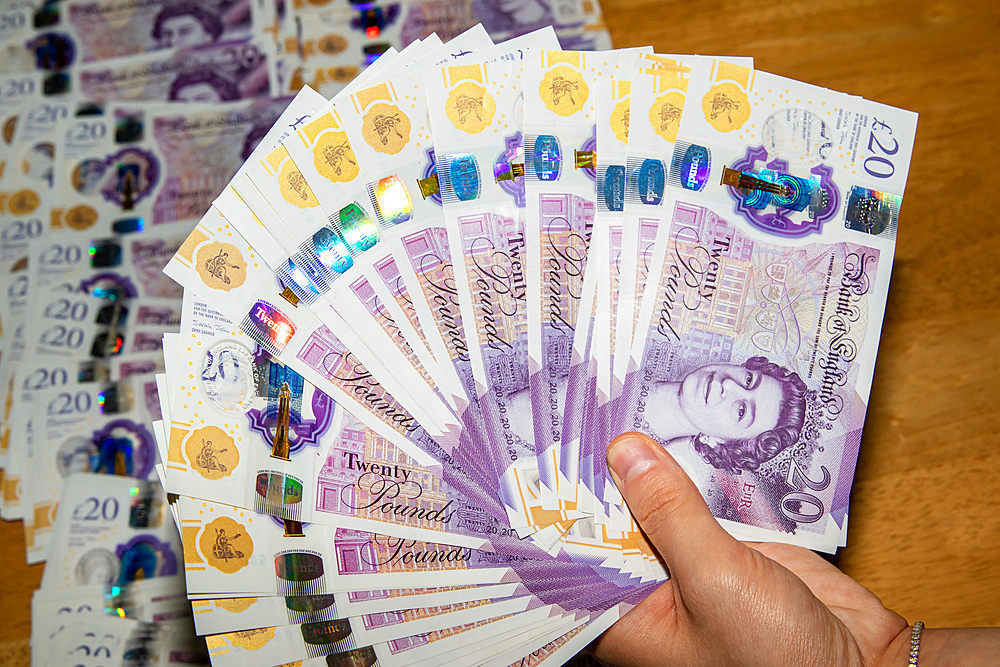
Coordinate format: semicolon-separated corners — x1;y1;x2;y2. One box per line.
0;3;917;664
145;29;917;667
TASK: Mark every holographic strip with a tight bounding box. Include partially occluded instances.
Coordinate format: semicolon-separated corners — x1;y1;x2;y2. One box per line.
275;550;327;597
313;227;354;273
524;133;563;182
437;152;481;204
276;253;327;306
367;175;413;226
240;300;297;357
273;187;416;303
335;202;380;253
597;164;626;212
624;156;666;207
254;472;304;521
301;619;359;658
668;142;711;193
845;185;901;239
770;171;815;211
721;166;821;214
285;594;340;626
89;240;122;267
90;331;125;357
112;217;144;234
275;205;366;304
636;158;665;205
98;382;127;414
325;646;378;667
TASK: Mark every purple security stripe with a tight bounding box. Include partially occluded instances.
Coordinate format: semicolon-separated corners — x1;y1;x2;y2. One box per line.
398;225;501;484
830;427;863;527
532;192;595;492
289;318;496;503
510;561;660;615
609;224;624;398
293;324;428;442
241;580;644;662
592;387;627;520
330;529;516;577
372;254;429;345
347;274;445;405
582;361;609;517
320;485;664;618
400;227;468;367
262;316;493;506
454;211;533;510
593;217;659;497
560;353;589;461
529;375;555;491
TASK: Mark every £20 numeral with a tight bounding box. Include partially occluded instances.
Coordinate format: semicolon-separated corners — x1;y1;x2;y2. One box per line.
780;458;832;524
864;117;899;179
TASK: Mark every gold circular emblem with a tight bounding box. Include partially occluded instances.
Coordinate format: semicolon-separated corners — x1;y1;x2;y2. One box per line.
228;627;275;650
445;81;496;134
540;66;589;117
610;98;631;144
279;160;319;209
362;103;410;155
317;34;347;55
7;189;39;215
185;425;239;481
702;83;751;132
214;597;257;613
329;67;358;83
196;241;246;292
313;131;359;183
199;516;253;574
63;204;98;230
650;91;686;142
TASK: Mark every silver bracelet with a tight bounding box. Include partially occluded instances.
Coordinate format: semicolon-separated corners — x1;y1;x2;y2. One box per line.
908;621;925;665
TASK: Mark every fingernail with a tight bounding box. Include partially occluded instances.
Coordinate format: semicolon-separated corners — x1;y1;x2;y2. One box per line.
607;433;660;483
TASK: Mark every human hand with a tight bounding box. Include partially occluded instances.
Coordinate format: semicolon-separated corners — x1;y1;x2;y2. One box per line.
593;432;909;667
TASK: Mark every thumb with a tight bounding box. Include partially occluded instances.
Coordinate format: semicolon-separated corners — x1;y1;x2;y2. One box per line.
607;432;740;577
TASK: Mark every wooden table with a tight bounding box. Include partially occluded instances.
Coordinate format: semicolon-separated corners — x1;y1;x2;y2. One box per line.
1;0;997;660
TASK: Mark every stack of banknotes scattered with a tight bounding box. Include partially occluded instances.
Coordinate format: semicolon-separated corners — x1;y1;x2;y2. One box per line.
148;26;916;667
0;0;611;100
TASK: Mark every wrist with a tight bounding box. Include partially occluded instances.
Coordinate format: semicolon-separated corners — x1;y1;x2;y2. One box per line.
875;626;1000;667
874;624;918;667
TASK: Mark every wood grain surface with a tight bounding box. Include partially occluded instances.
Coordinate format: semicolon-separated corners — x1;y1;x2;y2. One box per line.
1;0;997;658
